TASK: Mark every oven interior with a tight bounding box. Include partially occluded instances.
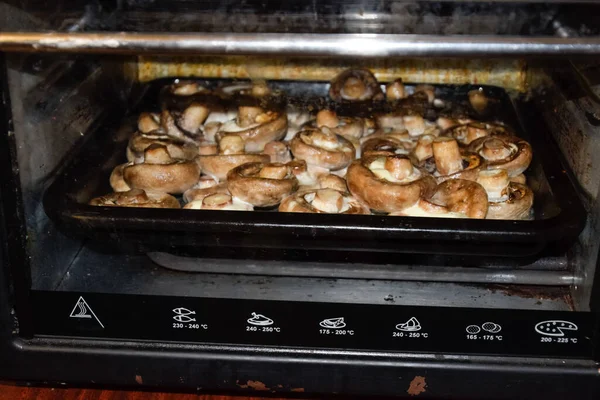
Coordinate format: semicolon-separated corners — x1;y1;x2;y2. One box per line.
1;1;600;344
0;52;596;314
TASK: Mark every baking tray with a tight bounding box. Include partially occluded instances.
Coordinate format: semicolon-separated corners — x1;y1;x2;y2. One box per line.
42;79;587;258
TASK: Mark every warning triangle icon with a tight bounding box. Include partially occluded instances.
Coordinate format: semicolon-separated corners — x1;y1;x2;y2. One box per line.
69;296;104;328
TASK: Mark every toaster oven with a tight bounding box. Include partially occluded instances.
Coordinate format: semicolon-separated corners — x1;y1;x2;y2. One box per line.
1;0;600;398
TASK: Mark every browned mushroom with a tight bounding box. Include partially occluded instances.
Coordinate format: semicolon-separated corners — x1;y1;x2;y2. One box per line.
123;144;201;194
226;162;299;207
329;69;384;102
477;169;533;219
436;116;474;131
279;188;370;214
414;84;436;104
89;188;180;209
290;128;355;171
217;106;288;152
184;192;254;211
197;135;270;181
346;154;436;213
127;131;199;163
445;122;516;145
394;179;488;219
110;162;132;192
467;135;532;177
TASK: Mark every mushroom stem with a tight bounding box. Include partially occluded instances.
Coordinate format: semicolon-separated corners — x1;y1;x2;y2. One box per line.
477;169;510;200
433;137;463;176
386;79;405;100
238;106;263;127
384;155;414;181
481;138;512;160
258;164;288;180
178;103;209;133
316;110;339;128
219;135;245;155
203;193;233;208
143;145;173;164
413;135;435;162
138;112;161;133
312;189;344;213
342;77;368;100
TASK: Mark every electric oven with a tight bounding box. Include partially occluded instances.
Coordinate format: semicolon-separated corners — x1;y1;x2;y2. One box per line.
0;1;600;398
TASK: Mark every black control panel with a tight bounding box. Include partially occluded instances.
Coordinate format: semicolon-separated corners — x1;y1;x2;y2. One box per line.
31;291;597;358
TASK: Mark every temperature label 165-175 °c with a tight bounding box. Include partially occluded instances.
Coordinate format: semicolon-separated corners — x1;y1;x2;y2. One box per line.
465;322;502;341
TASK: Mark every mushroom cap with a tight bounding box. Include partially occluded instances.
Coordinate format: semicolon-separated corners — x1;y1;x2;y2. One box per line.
197;153;270;181
183;181;229;203
329;69;384;102
184;193;254;211
89;189;180;209
123;146;201;194
346;155;437;213
279;189;370;214
110;162;132;192
467;134;532;177
487;182;534;220
217;110;287;152
290;129;356;171
427;179;489;219
227;162;299;207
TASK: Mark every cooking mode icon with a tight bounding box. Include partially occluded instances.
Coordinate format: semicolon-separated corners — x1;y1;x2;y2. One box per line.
396;317;422;332
319;317;346;329
247;312;274;326
535;320;578;337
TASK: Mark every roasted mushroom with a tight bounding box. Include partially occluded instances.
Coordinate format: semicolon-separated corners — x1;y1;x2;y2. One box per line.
477;169;533;220
329;69;384;102
217;106;288;152
429;137;484;182
290;128;355;171
127;131;199;163
160;103;210;144
346;154;436;213
467;135;532;177
196;135;270;181
183;176;227;203
469;88;489;114
123;144;201;194
184;193;254;211
138;112;161;133
227;162;299;207
394;179;488;219
279;188;370;214
263;141;292;164
412;134;436;162
89;188;180;209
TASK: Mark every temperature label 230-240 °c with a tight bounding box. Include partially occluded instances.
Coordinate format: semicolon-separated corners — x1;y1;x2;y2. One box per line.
172;307;208;330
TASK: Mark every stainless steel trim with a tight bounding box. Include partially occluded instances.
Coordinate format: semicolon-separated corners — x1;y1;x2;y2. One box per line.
2;33;600;57
148;253;580;286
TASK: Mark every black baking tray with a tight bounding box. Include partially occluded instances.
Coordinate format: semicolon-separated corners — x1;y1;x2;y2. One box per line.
42;79;587;258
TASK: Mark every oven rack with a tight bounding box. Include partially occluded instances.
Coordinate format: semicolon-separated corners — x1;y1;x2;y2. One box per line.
1;33;600;57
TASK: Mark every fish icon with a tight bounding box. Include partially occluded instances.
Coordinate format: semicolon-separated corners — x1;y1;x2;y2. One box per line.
173;307;196;323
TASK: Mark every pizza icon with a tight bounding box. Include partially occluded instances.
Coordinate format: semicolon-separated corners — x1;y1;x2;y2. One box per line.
535;320;578;337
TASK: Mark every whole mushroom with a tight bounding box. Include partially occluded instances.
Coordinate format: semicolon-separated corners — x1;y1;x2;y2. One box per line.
395;179;488;219
346;154;436;213
123;144;201;194
290;128;356;171
477;169;533;219
227;162;299;208
430;137;485;183
329;69;384;102
467;134;532;177
127;130;199;163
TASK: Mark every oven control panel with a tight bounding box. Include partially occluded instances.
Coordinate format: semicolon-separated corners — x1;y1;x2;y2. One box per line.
31;291;597;358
